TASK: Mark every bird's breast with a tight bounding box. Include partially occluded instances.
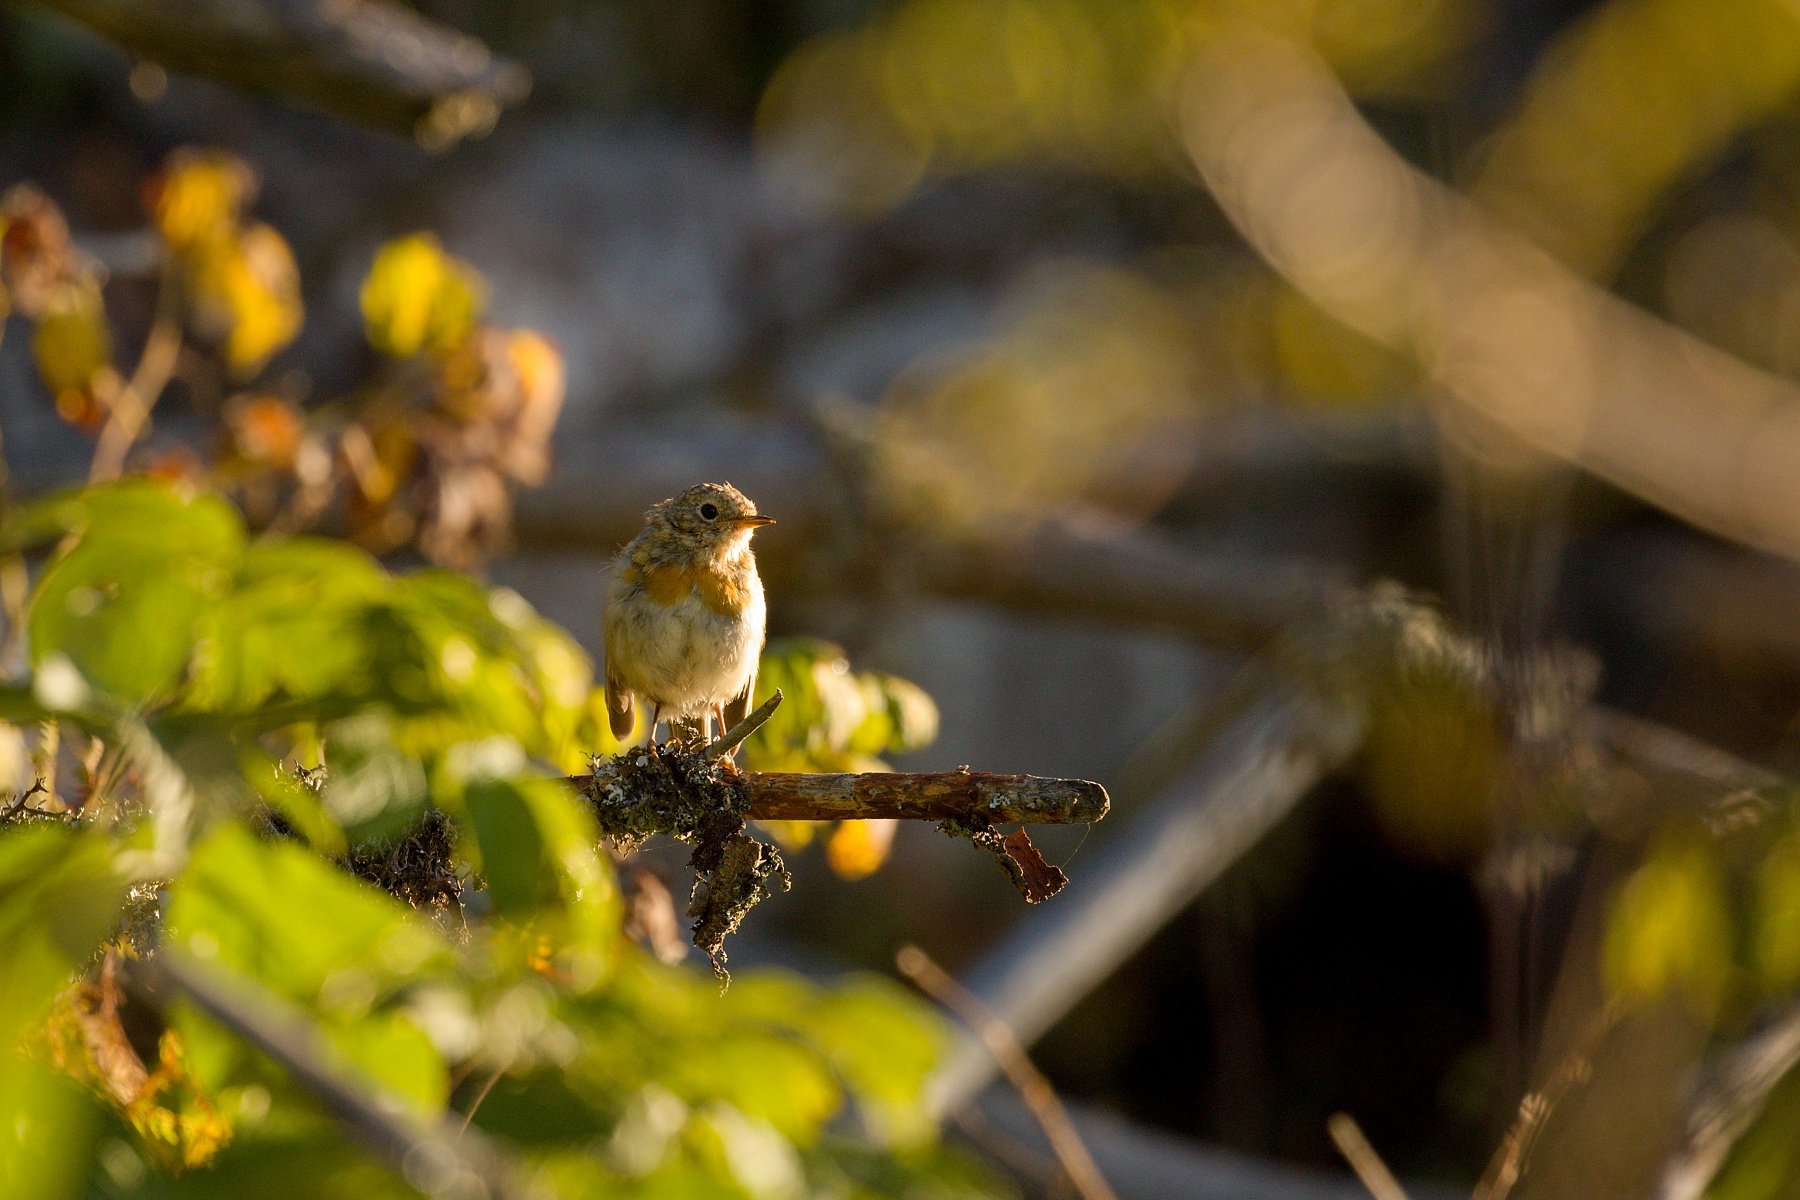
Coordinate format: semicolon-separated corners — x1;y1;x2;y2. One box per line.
635;561;756;619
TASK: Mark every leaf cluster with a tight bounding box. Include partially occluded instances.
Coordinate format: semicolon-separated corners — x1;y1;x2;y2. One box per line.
0;480;998;1200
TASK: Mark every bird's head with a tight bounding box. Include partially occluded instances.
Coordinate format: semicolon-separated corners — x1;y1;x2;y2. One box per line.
643;482;774;563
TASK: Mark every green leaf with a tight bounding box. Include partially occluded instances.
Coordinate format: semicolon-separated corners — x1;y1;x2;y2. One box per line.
727;971;943;1147
1754;834;1800;992
458;778;618;985
22;482;244;704
2;479;241;557
124;1132;421;1200
162;822;453;1111
0;1056;99;1200
184;539;389;715
1708;1058;1800;1200
464;780;549;915
165;822;452;1001
0;825;126;1051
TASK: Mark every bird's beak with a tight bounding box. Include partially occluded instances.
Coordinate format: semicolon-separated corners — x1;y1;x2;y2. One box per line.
737;515;776;528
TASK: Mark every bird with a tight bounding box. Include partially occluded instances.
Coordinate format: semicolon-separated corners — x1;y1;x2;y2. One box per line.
603;482;774;748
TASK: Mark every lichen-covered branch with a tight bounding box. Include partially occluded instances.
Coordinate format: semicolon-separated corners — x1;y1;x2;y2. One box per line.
573;704;1108;976
742;771;1109;824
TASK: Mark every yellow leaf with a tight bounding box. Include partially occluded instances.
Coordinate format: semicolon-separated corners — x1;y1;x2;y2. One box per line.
1603;837;1736;1020
756;820;818;850
826;818;897;880
192;224;302;374
1754;834;1800;991
151;149;254;252
360;233;484;358
31;278;112;400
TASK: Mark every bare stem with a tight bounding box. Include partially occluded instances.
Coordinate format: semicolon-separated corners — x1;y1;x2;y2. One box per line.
90;256;182;483
1474;997;1623;1200
897;944;1119;1200
1327;1113;1410;1200
705;689;782;761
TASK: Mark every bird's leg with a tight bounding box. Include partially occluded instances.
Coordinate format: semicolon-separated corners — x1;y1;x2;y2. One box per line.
712;704;730;760
647;703;662;747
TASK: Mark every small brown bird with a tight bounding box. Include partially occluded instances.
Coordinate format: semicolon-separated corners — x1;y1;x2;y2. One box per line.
603;482;773;745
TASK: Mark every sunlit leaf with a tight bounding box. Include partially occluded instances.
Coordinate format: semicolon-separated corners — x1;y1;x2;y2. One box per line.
162;822;452;1110
826;819;897;881
1753;833;1800;992
31;277;111;408
360;233;483;359
1603;836;1736;1019
0;1056;98;1200
17;482;244;705
0;825;126;1053
150;149;254;252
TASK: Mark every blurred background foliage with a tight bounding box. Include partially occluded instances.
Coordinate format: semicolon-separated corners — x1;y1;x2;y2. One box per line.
9;0;1800;1197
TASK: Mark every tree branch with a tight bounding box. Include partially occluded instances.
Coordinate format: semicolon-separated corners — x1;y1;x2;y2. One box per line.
898;945;1119;1200
742;771;1109;824
90;250;181;483
29;0;530;146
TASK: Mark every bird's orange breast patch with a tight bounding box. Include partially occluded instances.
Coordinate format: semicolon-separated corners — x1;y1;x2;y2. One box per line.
638;562;750;618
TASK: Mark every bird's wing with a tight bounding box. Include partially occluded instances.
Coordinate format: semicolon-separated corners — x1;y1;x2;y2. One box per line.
721;667;755;735
604;675;635;742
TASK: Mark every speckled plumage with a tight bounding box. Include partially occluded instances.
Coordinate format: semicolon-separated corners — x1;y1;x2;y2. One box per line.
603;482;772;744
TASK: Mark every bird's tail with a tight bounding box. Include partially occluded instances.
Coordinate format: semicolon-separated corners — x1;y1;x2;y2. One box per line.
604;676;635;742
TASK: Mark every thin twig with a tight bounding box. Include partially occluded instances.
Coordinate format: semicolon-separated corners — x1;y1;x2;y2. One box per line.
90;254;182;482
1327;1113;1410;1200
704;689;782;761
896;944;1119;1200
134;948;545;1200
1474;997;1623;1200
456;1052;518;1140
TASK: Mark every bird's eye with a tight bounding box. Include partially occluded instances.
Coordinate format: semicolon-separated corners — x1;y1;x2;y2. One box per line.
700;503;719;520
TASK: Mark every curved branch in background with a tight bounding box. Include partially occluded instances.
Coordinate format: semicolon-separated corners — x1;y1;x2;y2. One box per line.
1177;27;1800;563
27;0;530;148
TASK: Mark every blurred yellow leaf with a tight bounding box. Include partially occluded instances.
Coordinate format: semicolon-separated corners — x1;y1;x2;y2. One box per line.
756;820;819;850
826;819;898;880
31;278;112;418
192;224;302;374
1603;837;1736;1020
1474;0;1800;277
360;233;484;359
1753;833;1800;991
150;149;254;253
